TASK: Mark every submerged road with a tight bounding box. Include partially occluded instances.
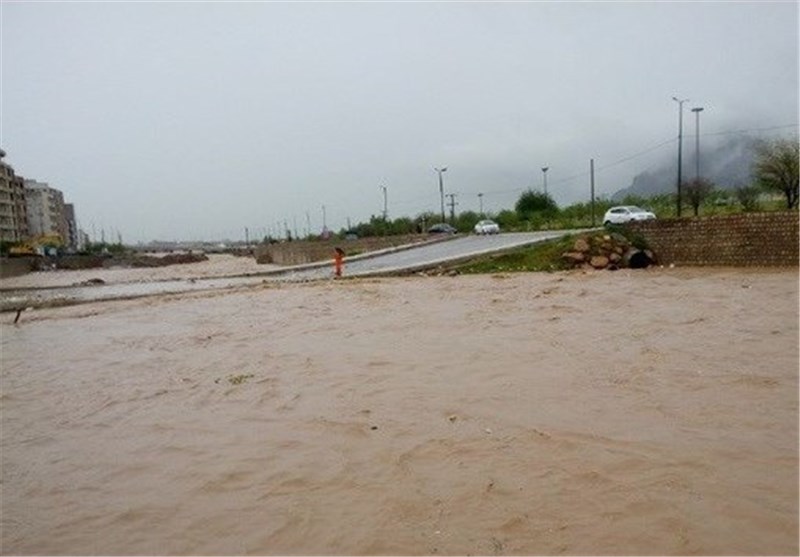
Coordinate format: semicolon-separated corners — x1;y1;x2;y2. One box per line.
0;231;585;310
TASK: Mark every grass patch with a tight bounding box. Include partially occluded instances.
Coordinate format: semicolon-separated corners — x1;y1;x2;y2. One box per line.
455;234;578;274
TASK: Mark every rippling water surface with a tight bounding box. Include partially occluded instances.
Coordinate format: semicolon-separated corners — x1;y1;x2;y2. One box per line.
1;267;797;555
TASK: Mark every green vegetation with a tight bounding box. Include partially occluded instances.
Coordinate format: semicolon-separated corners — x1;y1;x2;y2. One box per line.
515;190;559;222
753;136;799;209
297;138;800;243
455;234;579;274
329;192;791;243
82;241;127;255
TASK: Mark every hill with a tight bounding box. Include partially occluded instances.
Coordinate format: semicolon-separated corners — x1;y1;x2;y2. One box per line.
612;135;757;201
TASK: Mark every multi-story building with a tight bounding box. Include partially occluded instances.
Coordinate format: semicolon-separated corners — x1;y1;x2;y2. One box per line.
0;149;30;243
63;203;81;250
24;179;69;244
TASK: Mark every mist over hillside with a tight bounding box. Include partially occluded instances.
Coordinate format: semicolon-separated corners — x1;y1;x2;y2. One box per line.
612;135;759;201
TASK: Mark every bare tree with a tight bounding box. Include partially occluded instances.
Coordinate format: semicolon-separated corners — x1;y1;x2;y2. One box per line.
753;137;799;209
684;178;714;216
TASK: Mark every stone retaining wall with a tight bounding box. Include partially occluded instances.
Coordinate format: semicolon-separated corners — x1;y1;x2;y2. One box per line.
629;211;798;267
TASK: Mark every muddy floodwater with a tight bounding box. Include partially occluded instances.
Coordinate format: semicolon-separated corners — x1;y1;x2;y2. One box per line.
1;264;797;555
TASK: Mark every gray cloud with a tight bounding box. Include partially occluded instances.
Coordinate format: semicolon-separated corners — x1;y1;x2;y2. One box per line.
2;1;797;242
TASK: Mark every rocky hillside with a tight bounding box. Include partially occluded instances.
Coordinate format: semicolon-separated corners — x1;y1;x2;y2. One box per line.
612;135;758;200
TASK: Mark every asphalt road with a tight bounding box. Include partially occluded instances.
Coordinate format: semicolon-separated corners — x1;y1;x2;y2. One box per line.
0;231;585;310
277;230;583;280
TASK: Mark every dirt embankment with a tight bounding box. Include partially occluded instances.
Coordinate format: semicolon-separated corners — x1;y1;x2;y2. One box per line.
51;252;209;270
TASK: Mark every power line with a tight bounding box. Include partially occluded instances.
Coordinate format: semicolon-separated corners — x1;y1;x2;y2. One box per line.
596;136;678;173
344;122;799;219
701;123;798;137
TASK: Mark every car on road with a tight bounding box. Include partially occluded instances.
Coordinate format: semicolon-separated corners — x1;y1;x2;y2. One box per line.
603;206;656;225
473;219;500;235
428;223;457;234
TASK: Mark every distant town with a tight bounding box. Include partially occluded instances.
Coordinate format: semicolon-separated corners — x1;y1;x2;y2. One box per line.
0;150;255;255
0;149;88;255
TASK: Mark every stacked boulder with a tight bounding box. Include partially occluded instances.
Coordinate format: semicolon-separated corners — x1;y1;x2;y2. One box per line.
561;233;656;270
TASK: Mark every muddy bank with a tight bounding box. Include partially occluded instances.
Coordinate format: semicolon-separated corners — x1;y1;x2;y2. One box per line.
1;268;797;555
0;253;277;289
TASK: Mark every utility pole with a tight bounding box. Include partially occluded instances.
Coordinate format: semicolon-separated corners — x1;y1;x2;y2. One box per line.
293;216;298;240
590;158;596;228
435;167;448;222
673;96;689;216
691;106;704;181
306;211;311;238
478;192;484;215
446;193;457;224
245;227;249;246
321;205;327;233
380;185;388;220
542;167;549;195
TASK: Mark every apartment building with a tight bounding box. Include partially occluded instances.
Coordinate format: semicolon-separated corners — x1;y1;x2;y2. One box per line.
0;149;30;243
25;179;69;243
63;203;82;250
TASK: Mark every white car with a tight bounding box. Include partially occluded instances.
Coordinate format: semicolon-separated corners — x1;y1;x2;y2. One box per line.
474;219;500;235
603;206;656;225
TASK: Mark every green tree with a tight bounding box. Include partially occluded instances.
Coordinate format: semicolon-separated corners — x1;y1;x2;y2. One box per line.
753;137;799;209
514;190;559;221
454;210;480;233
494;209;521;230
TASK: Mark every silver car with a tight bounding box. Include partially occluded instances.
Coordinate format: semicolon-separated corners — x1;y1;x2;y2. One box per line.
603;206;656;225
474;219;500;235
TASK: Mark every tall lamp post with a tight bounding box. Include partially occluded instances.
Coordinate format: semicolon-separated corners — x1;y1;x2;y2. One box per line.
435;167;448;222
478;192;484;215
672;96;689;216
380;185;388;220
541;167;549;195
691;107;704;181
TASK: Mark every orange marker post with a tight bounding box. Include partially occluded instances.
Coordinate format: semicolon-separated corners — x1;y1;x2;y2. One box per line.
333;247;345;277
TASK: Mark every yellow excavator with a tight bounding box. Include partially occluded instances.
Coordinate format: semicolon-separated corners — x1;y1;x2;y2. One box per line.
8;234;63;256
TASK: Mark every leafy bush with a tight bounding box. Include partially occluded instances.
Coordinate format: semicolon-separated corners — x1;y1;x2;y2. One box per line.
515;190;559;222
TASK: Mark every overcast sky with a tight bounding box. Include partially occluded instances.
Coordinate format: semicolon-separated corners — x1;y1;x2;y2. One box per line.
2;1;797;243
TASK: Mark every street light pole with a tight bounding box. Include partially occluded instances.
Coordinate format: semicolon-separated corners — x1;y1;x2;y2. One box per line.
541;167;549;195
691;107;704;181
380;185;388;220
435;167;448;222
478;192;484;215
673;96;689;217
590;158;596;228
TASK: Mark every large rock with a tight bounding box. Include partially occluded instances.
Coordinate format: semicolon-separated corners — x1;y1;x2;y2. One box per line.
561;233;657;271
562;251;585;264
573;238;590;253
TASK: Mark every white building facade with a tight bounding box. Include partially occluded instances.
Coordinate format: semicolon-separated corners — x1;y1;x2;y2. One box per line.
24;179;69;243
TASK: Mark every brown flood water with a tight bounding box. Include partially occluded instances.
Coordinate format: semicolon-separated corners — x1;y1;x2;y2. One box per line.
1;267;797;555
